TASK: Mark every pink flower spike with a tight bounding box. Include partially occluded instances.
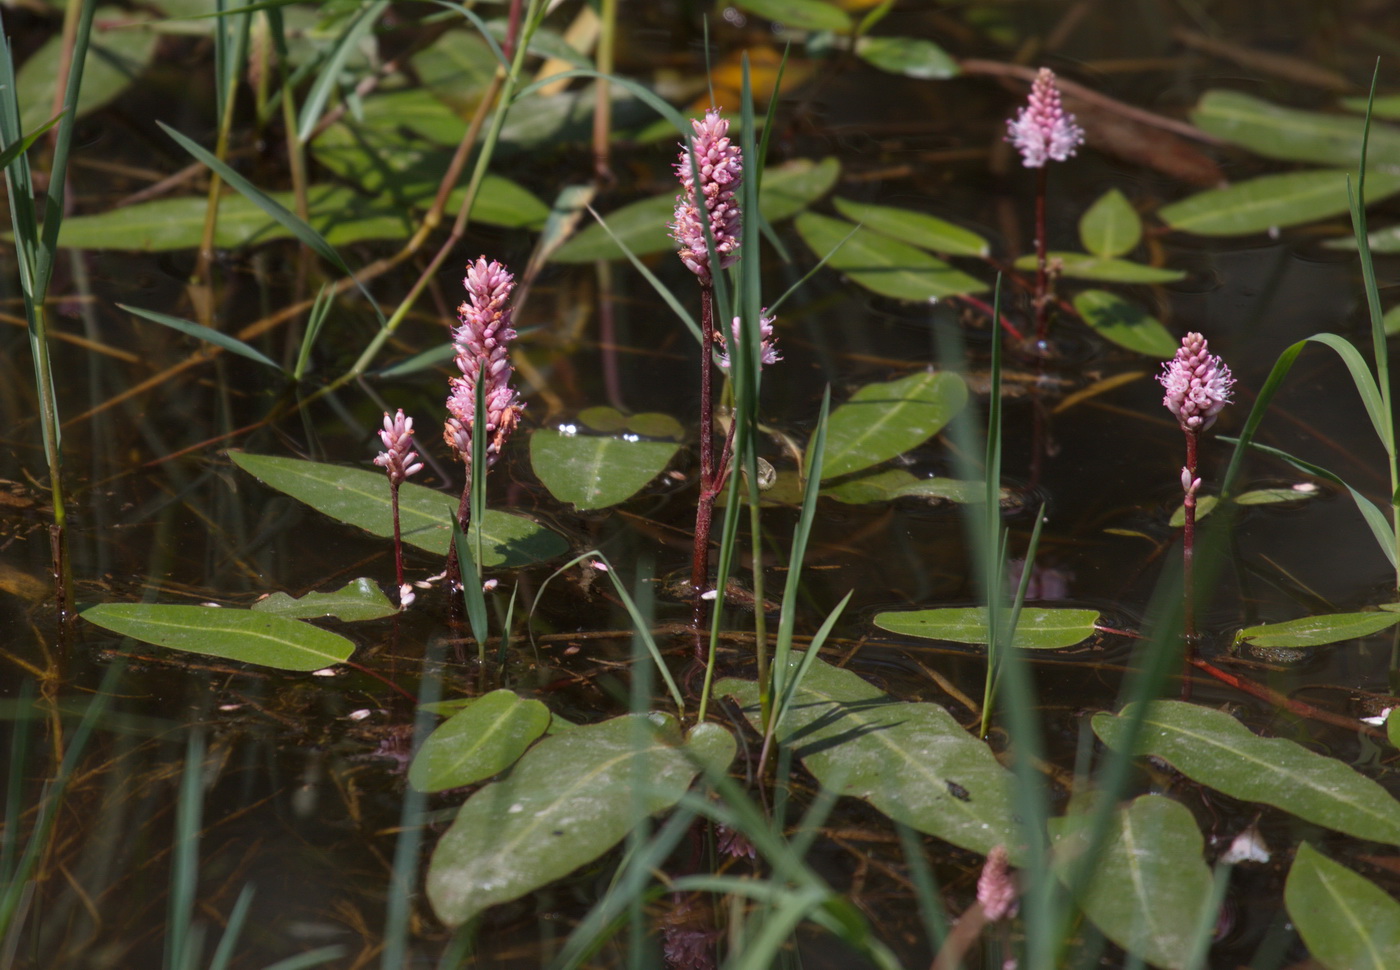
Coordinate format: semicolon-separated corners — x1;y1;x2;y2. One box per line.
1006;67;1085;169
444;257;525;467
671;108;743;283
977;845;1018;922
717;311;781;371
373;409;422;486
1159;332;1234;433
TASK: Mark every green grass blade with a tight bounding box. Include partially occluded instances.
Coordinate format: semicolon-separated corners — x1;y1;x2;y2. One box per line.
0;112;63;170
1306;332;1390;452
293;283;334;380
165;728;205;970
118;303;283;371
207;883;255;970
296;0;389;141
583;204;700;343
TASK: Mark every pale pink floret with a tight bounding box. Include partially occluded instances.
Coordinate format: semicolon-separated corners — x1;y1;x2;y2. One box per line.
444;257;525;467
716;312;781;371
1006;68;1085;169
373;409;423;486
977;845;1018;922
1159;332;1234;433
671;108;743;283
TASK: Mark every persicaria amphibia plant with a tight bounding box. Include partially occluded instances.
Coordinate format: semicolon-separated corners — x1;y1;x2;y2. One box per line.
374;408;423;608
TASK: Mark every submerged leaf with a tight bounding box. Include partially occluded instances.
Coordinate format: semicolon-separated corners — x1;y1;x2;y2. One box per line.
229;453;567;567
718;656;1018;857
82;603;355;671
529;429;680;510
1235;612;1400;648
1286;843;1400;970
251;579;398;622
409;690;551;793
873;606;1101;649
426;716;734;927
1093;700;1400;845
822;371;968;479
795;212;988;301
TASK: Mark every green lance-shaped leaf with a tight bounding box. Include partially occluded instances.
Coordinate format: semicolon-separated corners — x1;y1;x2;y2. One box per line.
795;212;988;301
1192;89;1400;168
873;606;1101;649
1072;290;1180;358
409;690;551;793
854;36;959;80
118;304;282;371
1159;169;1400;237
1286;843;1400;970
250;578;398;622
1050;795;1214;970
1014;252;1184;284
1236;611;1400;648
832;198;988;257
718;655;1018;858
426;716;735;927
528;429;680;511
1078;188;1143;258
81;603;354;672
734;0;853;31
228;453;567;567
1093;700;1400;845
821;371;968;480
823;468;989;505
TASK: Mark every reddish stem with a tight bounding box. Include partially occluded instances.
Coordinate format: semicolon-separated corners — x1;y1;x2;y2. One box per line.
1181;429;1199;700
949;294;1025;342
1033;165;1050;341
390;482;405;594
1187;656;1385;739
691;285;717;642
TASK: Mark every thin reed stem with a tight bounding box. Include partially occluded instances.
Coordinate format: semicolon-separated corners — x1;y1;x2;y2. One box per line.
1033;165;1049;341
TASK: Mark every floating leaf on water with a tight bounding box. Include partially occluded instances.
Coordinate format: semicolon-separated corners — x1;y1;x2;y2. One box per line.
718;655;1018;858
1078;188;1143;258
821;371;969;480
1340;93;1400;121
1015;252;1184;284
18;9;158;131
1170;486;1317;526
1169;495;1219;527
1192;90;1400;168
251;578;398;622
228;453;568;567
1159;169;1400;237
575;406;684;440
1092;700;1400;845
734;0;853;31
1285;843;1400;970
409;690;552;793
823;468;989;505
832;197;988;257
854;36;959;79
1072;290;1179;358
1235;612;1400;648
81;603;355;672
794;212;988;301
760;156;842;222
1049;795;1213;970
873;606;1101;649
426;715;734;927
529;429;680;510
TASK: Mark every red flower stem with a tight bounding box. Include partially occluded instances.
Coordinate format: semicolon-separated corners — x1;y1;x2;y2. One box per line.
1186;656;1385;740
692;285;717;639
390;482;406;593
1033;165;1050;341
949;294;1025;342
1182;430;1199;647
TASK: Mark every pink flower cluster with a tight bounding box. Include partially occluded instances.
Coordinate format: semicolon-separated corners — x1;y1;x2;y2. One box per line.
444;257;525;467
671;108;743;283
1159;331;1234;433
716;312;781;371
1006;67;1085;169
373;409;423;485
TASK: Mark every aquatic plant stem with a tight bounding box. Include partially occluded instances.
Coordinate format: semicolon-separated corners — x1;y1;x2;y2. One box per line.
692;284;717;639
1033;165;1049;341
389;481;405;592
1182;429;1199;649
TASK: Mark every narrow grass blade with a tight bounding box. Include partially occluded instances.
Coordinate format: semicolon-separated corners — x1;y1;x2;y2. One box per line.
165;729;205;970
583;204;700;343
296;0;389;141
0;112;63;169
207;883;254;970
293;283;334;380
118;303;283;371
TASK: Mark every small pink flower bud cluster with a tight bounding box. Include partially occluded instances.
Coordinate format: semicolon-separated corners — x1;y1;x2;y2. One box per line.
1159;332;1234;433
1006;68;1085;169
671;108;743;283
977;844;1018;922
716;311;781;371
444;257;525;467
373;409;423;486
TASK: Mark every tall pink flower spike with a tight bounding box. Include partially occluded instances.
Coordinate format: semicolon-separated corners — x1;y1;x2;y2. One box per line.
1006;67;1086;169
1158;331;1235;434
670;108;743;283
444;257;525;467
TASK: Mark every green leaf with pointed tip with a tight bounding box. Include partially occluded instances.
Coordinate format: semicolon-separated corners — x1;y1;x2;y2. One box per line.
760;156;842;221
821;371;968;480
1192;90;1400;168
81;603;354;671
823;468;989;505
833;198;988;257
18;8;158;132
1159;169;1400;237
717;655;1018;858
1235;612;1400;648
409;690;551;793
1073;290;1179;358
1286;843;1400;970
1171;486;1319;527
854;36;958;79
228;453;568;567
529;429;680;510
735;0;852;31
1079;189;1143;258
1092;700;1400;845
873;606;1101;649
118;304;282;370
251;578;397;622
1015;251;1184;283
1050;795;1213;970
575;406;685;440
795;212;988;301
426;715;735;927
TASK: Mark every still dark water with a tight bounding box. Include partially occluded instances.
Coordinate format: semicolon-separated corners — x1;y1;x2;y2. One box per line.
4;1;1400;968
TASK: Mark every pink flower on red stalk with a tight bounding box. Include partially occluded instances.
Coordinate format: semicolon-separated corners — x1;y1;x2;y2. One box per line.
671;108;742;283
1006;68;1085;168
444;257;524;467
977;845;1018;922
1159;331;1234;433
716;311;781;371
373;409;423;485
